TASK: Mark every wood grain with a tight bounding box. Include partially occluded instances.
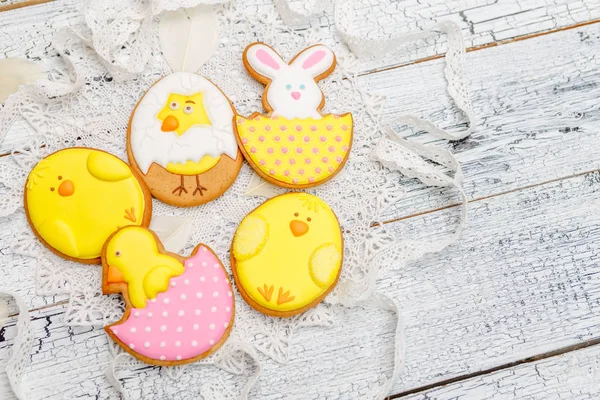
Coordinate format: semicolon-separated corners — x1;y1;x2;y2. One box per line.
3;170;600;398
399;344;600;399
362;22;600;222
0;0;53;13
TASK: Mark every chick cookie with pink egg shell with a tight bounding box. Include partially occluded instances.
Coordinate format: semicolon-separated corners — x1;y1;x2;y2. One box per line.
101;225;234;366
235;42;353;189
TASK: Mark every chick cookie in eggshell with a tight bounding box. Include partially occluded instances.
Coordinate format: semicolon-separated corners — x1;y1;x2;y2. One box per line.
235;43;353;189
128;72;242;207
24;148;152;264
102;226;235;366
231;193;343;317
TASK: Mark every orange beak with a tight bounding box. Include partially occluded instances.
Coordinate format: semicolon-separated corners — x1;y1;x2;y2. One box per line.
289;220;309;237
161;115;179;132
107;265;125;283
58;180;74;197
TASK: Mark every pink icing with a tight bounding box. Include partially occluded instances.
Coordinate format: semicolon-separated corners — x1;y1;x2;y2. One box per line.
249;127;256;132
267;147;274;154
311;125;317;131
312;148;319;154
258;136;265;142
241;138;248;144
265;125;271;131
303;136;310;143
274;135;280;142
305;158;311;164
109;247;233;362
280;125;287;131
256;49;280;70
296;125;302;131
296;147;303;154
315;167;321;173
320;136;326;142
302;49;326;69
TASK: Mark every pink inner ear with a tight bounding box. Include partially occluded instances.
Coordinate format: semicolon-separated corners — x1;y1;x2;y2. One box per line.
256;49;280;70
302;50;326;69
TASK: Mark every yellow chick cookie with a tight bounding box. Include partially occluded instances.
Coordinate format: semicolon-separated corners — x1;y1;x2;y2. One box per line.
231;193;343;317
102;226;235;366
128;72;242;207
24;148;151;263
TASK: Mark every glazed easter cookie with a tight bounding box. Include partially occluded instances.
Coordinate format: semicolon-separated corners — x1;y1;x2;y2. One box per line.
231;193;343;317
102;226;235;366
235;43;353;189
128;72;243;207
24;148;152;264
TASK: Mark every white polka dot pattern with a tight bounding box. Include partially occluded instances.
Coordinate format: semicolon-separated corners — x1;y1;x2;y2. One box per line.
108;246;234;362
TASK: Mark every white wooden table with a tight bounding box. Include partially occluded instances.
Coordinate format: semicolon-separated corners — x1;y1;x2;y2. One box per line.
1;0;600;399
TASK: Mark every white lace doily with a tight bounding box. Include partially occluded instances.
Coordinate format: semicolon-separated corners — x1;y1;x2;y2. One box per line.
0;0;474;398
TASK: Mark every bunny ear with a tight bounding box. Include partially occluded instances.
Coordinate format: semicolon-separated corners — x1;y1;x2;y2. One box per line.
244;43;286;82
290;45;336;80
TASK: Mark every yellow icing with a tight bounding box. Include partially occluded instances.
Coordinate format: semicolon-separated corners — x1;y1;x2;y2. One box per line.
157;92;211;136
104;226;184;309
235;114;352;185
25;148;147;260
232;193;342;312
87;151;133;182
166;155;221;175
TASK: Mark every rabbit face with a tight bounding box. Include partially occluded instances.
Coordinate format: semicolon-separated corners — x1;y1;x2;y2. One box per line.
244;43;336;120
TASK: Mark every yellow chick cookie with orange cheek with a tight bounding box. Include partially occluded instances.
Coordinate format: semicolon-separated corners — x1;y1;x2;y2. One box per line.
231;193;343;317
24;148;151;264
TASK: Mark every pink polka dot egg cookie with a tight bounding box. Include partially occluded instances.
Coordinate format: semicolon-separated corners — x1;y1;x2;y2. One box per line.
236;43;353;188
102;226;234;366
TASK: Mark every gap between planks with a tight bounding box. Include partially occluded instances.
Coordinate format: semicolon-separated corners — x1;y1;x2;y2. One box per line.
386;338;600;399
377;168;600;227
361;17;600;77
0;0;53;13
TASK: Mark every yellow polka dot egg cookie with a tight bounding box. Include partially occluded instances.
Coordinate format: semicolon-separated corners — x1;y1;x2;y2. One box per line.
24;148;152;263
231;193;343;317
236;43;353;188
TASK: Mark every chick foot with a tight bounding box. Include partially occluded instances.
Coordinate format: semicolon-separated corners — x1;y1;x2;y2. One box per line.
172;176;188;196
193;175;207;196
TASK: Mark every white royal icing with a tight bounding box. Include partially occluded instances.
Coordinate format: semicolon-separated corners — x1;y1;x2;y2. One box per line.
244;44;335;120
130;72;238;174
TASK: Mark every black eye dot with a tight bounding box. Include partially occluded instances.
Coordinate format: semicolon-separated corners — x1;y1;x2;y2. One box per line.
50;187;55;191
294;212;299;217
307;217;311;222
58;176;62;180
115;251;121;256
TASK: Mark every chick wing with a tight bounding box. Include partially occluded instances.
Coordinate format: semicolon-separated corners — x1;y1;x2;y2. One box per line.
232;214;269;261
308;243;342;289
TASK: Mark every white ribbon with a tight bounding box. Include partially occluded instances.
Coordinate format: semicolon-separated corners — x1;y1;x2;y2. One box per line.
0;290;33;400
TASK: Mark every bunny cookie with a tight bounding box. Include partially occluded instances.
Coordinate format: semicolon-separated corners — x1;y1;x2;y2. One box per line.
235;43;353;189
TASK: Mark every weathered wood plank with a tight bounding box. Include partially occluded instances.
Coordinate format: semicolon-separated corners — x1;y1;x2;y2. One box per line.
1;0;599;154
3;171;600;398
400;344;600;399
362;22;600;221
0;0;54;13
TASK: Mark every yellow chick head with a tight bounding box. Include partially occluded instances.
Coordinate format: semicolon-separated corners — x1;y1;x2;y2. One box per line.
157;92;211;136
105;226;159;284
